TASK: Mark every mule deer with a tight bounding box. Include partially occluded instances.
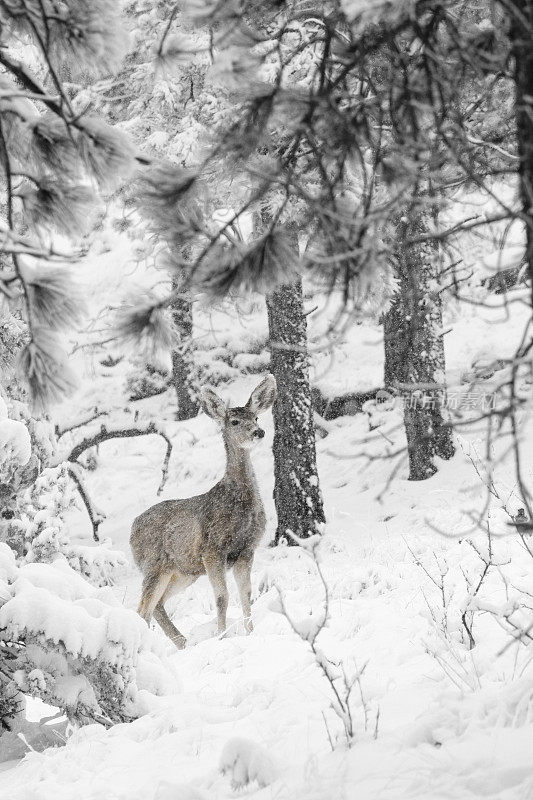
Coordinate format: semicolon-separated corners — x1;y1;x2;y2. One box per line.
130;375;277;649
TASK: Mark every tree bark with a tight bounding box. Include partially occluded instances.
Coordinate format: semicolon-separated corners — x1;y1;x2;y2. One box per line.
510;0;533;310
170;274;199;421
267;276;325;543
383;212;455;480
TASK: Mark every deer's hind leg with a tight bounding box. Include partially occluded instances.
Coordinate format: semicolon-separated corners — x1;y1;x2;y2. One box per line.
153;573;197;650
137;570;172;624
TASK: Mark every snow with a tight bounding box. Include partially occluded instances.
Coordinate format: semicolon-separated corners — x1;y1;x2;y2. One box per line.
219;737;279;789
481;245;525;274
2;219;533;800
2;393;532;798
0;419;31;466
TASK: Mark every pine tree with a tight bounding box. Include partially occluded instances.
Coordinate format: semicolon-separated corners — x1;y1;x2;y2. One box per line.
509;0;533;310
267;276;325;542
102;0;216;418
171;275;199;420
121;2;524;494
384;212;455;480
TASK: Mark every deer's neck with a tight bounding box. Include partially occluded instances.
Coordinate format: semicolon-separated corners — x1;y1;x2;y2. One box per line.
222;435;257;491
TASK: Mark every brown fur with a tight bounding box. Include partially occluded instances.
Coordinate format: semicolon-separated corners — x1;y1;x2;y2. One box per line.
130;376;277;649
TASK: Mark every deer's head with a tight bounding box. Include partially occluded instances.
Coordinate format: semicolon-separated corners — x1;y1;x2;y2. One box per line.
201;375;277;449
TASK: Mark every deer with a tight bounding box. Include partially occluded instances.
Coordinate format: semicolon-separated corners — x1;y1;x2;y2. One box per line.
130;375;277;649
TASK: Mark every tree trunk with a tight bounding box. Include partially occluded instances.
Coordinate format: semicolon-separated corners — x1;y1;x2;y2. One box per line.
267;277;325;543
383;212;455;480
170;274;198;421
510;0;533;310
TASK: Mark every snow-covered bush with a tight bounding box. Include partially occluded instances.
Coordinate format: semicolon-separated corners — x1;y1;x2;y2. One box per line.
67;541;127;588
0;544;179;731
5;456;126;587
410;513;533;697
126;361;170;401
0;404;165;738
16;464;74;563
0;401;34;548
1;402;125;582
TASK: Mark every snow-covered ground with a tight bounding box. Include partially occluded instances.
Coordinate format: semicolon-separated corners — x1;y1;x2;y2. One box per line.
2;231;533;800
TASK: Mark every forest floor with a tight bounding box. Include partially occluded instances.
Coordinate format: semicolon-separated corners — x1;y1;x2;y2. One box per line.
2;231;533;800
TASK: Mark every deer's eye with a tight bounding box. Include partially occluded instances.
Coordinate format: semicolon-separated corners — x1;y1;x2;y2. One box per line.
231;419;239;426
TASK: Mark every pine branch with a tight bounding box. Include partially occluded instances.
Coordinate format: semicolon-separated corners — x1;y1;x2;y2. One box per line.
114;297;176;356
0;49;151;168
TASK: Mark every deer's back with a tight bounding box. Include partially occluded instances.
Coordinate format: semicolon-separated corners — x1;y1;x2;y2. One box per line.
130;496;205;575
130;480;265;576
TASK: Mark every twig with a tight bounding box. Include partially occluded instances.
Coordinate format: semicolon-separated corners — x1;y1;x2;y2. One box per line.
56;408;108;438
67;463;106;542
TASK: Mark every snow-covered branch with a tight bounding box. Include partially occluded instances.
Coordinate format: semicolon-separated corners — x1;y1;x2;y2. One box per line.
61;422;173;496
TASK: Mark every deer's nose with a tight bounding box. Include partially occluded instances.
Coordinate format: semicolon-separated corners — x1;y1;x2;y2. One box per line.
254;428;265;439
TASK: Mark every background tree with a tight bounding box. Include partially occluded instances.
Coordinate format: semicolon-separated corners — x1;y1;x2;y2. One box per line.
508;0;533;309
384;212;455;479
170;274;199;420
100;0;222;420
267;274;325;542
124;3;327;540
128;0;525;487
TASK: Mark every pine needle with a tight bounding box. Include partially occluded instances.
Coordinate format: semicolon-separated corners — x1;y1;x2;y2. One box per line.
114;295;176;357
136;164;199;228
200;227;300;297
18;330;78;412
30;114;80;177
24;266;86;331
21;179;97;238
78;117;136;190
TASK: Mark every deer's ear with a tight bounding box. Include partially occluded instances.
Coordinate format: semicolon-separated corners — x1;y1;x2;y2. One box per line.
201;388;226;421
246;375;277;414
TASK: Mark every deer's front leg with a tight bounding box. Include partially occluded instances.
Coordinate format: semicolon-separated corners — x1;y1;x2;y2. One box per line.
233;554;253;633
203;552;229;634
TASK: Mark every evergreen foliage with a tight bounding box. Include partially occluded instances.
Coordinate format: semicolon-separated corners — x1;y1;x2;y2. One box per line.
0;0;135;409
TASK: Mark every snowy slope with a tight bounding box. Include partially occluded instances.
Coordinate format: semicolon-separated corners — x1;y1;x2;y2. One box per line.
2;230;533;800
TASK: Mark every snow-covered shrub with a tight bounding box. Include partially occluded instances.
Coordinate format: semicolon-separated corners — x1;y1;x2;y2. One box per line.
1;404;124;586
126;362;170;401
18;464;74;563
8;398;58;468
410;511;533;698
0;407;169;737
0;641;23;734
67;540;126;587
0;313;26;400
0;544;179;729
0;404;34;551
15;463;126;586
